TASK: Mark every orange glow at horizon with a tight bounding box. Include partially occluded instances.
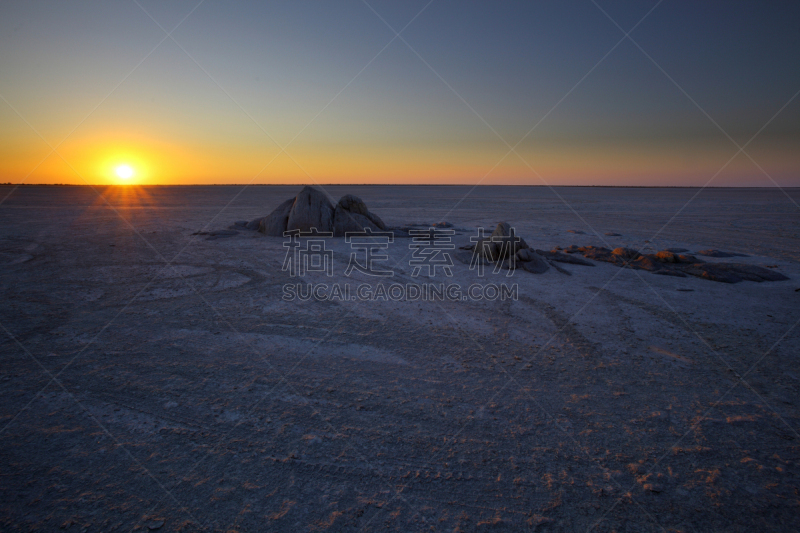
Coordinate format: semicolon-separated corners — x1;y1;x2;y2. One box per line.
2;131;796;187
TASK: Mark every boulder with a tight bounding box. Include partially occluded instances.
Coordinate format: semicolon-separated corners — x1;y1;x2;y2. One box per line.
492;222;512;239
258;198;295;236
521;254;550;274
336;194;387;230
515;248;535;262
337;194;369;216
365;210;387;231
286;186;334;232
332;204;380;236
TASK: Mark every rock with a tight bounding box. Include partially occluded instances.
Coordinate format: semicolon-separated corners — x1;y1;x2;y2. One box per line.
612;247;641;262
677;254;701;263
644;483;663;493
453;250;488;266
475;238;499;261
206;230;238;240
491;222;528;259
337;194;387;230
515;248;535;262
498;258;518;270
697;249;749;258
632;255;662;271
246;217;264;230
332;204;380;236
365;210;387;231
683;263;789;283
521;253;550;274
492;222;512;239
549;261;571;275
567;229;585;234
655;251;679;263
287;186;334;232
258;197;295;236
579;246;614;262
536;250;595;266
337;194;369;216
233;220;248;228
665;247;689;253
547;242;787;283
432;221;453;228
604;232;621;236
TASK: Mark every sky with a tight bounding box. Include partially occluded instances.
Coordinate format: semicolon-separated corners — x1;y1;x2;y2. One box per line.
0;0;798;186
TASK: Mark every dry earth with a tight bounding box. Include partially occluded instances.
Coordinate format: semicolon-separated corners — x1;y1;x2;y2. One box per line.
1;185;799;532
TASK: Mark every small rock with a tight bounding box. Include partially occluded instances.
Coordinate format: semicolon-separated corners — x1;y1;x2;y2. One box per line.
148;520;165;530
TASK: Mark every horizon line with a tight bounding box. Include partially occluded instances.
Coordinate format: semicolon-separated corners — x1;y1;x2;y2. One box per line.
3;183;800;189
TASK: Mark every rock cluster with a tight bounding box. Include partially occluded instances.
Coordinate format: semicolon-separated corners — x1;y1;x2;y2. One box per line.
461;222;558;275
243;186;387;237
557;245;788;283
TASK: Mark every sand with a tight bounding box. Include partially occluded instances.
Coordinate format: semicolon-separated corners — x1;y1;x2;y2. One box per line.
0;185;799;532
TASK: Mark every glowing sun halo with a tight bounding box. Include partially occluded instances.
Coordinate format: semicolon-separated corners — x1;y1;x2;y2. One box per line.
115;164;134;180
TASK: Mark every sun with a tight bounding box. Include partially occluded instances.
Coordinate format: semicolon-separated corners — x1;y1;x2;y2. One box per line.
115;164;134;181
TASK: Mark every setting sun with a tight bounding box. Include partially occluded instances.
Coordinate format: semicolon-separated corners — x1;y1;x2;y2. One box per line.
115;165;134;180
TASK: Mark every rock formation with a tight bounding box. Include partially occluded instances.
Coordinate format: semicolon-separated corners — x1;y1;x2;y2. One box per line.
241;186;388;237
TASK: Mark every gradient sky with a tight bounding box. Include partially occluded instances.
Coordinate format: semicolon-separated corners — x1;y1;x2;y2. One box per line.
1;0;798;186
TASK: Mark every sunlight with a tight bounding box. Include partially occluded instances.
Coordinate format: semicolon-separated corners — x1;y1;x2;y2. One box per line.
115;164;134;181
